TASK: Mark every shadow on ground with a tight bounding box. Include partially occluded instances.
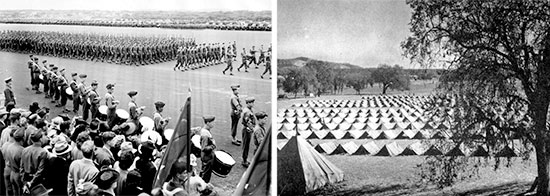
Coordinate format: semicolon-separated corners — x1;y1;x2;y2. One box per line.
304;181;534;196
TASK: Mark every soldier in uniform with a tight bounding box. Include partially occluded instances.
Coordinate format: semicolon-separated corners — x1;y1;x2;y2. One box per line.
105;84;119;128
248;46;259;69
199;115;216;183
4;77;15;107
88;81;100;120
222;47;235;75
127;91;143;130
79;74;91;121
237;48;249;72
261;51;272;79
153;101;170;145
241;97;256;167
70;73;80;113
253;111;268;153
229;85;242;146
3;127;25;196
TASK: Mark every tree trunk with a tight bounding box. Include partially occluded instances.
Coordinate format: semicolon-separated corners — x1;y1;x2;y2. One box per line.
382;85;388;94
535;143;550;196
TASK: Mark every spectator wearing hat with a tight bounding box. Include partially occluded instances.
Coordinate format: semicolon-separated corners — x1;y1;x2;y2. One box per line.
200;115;217;183
88;81;100;120
253;111;268;153
229;85;242;146
68;141;99;196
153;101;170;145
70;73;81;114
4;77;15;107
114;150;134;196
21;130;49;194
241;97;256;168
95;131;116;169
44;135;73;195
105;84;119;128
134;141;156;194
94;168;119;196
3;127;25;195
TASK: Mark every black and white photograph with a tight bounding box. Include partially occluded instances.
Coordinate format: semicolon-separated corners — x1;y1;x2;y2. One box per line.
0;0;272;195
277;0;549;195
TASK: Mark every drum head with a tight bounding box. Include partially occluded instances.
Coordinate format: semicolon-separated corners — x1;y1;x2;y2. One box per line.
164;129;174;140
116;109;129;119
39;74;44;80
191;135;201;148
98;105;108;114
65;88;73;96
214;151;235;165
124;122;137;135
87;97;91;105
139;116;154;130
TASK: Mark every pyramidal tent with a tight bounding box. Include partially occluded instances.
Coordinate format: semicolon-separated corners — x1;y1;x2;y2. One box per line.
278;136;345;196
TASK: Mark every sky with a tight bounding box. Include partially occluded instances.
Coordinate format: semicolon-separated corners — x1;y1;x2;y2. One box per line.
278;0;414;68
0;0;271;11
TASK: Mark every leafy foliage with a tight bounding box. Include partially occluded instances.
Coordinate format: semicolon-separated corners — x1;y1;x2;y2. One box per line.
372;64;411;94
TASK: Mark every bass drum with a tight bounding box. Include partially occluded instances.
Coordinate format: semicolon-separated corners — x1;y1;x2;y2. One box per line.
190;134;201;158
98;105;108;121
212;150;235;178
114;109;129;125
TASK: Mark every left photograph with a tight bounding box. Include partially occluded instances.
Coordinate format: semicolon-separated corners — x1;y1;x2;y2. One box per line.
0;0;272;196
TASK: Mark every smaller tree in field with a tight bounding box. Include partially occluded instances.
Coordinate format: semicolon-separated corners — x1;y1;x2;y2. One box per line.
372;64;411;94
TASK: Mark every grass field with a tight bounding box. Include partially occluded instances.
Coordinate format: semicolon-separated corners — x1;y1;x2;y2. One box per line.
277;83;538;196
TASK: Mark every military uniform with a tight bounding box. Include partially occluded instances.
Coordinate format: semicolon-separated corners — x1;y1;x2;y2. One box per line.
199;116;216;183
241;97;256;167
3;78;14;107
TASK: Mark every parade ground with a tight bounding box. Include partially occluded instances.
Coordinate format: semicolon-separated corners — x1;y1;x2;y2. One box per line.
0;24;271;195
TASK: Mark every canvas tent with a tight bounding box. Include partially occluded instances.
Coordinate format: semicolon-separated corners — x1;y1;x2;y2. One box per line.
278;136;344;195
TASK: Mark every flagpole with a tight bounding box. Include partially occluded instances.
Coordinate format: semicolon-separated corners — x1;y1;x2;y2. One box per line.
186;85;192;194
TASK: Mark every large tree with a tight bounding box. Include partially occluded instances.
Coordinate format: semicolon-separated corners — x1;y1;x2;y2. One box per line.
279;66;308;98
346;70;372;95
403;0;550;194
372;64;411;94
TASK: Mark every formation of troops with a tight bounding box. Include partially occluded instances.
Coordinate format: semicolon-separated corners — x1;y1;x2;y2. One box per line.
0;53;270;195
219;44;272;79
0;20;272;31
173;42;237;71
0;30;208;66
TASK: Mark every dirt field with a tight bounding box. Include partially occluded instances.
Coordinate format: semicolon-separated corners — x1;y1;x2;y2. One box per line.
0;24;270;195
277;85;538;195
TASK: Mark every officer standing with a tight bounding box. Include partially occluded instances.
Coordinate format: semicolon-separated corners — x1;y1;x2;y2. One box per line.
70;73;80;113
3;77;14;107
153;101;170;145
241;97;256;168
88;81;100;120
200;115;216;183
229;85;242;146
105;84;119;128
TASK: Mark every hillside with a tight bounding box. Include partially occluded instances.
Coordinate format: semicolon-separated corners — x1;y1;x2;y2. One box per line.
278;57;364;70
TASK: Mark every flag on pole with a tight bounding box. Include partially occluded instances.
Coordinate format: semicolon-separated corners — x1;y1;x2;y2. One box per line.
233;127;272;196
152;96;191;189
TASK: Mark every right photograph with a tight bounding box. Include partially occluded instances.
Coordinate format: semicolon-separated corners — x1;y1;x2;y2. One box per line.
276;0;546;195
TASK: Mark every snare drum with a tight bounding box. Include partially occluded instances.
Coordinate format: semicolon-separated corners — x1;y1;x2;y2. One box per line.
212;151;235;178
115;109;129;125
98;105;108;121
191;135;201;157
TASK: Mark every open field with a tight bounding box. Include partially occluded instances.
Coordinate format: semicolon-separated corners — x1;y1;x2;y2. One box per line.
277;84;538;195
1;24;271;196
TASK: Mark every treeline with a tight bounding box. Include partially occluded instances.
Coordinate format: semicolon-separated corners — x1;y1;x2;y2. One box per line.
277;59;441;98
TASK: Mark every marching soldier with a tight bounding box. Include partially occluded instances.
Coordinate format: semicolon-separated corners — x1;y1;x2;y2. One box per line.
241;97;256;168
261;51;272;79
237;48;249;72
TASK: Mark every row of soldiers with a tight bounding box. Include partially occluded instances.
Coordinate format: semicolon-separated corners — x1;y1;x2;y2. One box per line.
174;42;237;71
0;30;198;66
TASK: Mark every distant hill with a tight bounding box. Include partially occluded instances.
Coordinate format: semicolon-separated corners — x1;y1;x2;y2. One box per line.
278;57;363;70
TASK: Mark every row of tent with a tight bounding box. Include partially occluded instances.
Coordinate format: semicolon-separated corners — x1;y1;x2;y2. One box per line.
276;129;471;140
276;115;451;125
277;139;519;157
277;121;452;132
278;107;454;119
